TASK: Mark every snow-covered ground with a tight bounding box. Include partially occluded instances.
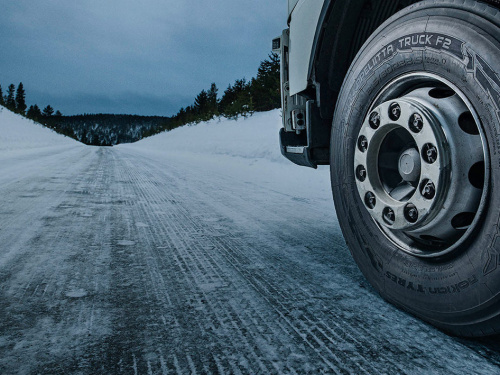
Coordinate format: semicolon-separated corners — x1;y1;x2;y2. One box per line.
0;106;76;154
131;110;286;163
119;110;333;202
1;107;500;374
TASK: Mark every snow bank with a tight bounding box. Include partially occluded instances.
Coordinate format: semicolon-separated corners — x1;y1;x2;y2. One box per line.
127;110;286;163
120;109;332;202
0;106;75;152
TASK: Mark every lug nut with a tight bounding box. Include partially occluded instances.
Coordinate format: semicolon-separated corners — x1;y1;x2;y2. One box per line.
358;135;368;152
422;143;438;164
420;180;436;200
389;103;401;121
383;207;396;225
369;112;381;129
404;204;419;223
409;113;424;133
356;165;367;182
365;192;376;209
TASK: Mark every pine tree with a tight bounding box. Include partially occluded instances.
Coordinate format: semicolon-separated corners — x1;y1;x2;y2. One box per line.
55;110;62;117
218;84;235;114
178;107;186;122
42;105;54;117
33;104;42;119
250;53;280;112
207;83;219;118
0;84;4;106
6;84;16;110
219;78;252;119
194;90;209;121
15;82;27;114
27;105;35;118
27;105;42;120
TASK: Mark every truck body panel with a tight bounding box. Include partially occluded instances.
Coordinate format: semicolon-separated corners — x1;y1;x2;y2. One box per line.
288;0;325;96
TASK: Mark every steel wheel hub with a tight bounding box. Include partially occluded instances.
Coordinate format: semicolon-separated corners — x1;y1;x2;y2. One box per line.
354;84;486;255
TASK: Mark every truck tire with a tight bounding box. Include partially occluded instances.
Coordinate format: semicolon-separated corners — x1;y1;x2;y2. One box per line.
331;0;500;336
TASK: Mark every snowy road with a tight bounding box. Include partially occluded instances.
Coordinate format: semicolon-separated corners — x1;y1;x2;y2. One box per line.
1;142;500;375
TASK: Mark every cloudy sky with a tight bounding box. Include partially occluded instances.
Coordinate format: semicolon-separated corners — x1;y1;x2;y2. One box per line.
0;0;286;116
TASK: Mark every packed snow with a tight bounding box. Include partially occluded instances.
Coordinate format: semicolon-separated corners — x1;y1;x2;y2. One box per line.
1;106;500;374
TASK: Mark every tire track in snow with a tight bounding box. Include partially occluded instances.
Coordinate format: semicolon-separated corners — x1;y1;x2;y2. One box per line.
113;151;398;373
105;151;414;374
104;151;277;374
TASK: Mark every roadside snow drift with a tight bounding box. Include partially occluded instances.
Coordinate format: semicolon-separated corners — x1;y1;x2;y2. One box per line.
120;110;332;200
127;110;286;163
0;105;75;152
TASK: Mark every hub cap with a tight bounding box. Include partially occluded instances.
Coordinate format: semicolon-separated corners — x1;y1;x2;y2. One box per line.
354;80;486;257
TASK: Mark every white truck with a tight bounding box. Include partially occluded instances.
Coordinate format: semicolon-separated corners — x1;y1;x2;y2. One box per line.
274;0;500;336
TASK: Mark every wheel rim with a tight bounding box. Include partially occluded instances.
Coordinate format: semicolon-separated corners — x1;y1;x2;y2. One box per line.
354;73;489;258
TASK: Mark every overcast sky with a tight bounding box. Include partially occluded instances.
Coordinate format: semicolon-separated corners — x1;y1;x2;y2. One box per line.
0;0;286;116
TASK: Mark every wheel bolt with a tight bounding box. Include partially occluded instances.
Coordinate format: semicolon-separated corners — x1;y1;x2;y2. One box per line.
365;192;376;209
404;204;419;223
422;143;438;164
358;135;368;152
369;111;381;129
409;113;424;133
383;207;396;225
420;180;436;200
356;165;367;182
389;103;401;121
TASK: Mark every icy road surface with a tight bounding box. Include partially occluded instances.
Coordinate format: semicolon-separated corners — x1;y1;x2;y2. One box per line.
1;109;500;374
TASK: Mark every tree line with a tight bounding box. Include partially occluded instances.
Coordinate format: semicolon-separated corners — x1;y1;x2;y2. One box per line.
167;53;280;130
0;82;168;145
0;82;62;119
1;52;280;145
43;114;171;146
